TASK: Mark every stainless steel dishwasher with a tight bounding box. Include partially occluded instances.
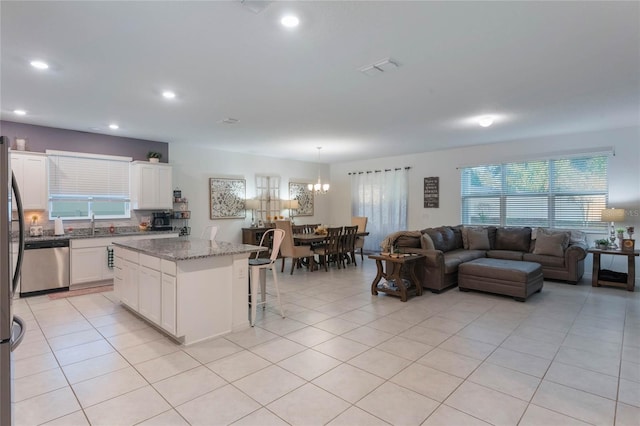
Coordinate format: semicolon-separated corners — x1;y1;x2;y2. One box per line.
21;239;70;296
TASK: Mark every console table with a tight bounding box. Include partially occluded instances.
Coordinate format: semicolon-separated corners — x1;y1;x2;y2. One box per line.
368;253;424;302
588;248;639;292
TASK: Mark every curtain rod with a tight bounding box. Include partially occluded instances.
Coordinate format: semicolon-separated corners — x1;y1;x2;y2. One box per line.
348;166;411;175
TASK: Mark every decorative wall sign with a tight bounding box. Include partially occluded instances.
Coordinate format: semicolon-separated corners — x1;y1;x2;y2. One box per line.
209;178;246;219
289;182;314;216
424;176;439;208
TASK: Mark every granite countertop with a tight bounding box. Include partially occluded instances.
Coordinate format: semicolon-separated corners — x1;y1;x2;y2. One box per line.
22;228;177;242
112;237;266;261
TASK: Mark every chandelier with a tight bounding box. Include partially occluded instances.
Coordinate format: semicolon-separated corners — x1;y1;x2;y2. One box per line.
308;147;330;194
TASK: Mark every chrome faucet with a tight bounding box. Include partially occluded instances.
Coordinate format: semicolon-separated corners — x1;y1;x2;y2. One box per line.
91;213;95;236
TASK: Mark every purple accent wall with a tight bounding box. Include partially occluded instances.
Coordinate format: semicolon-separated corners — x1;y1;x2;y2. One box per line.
0;121;169;162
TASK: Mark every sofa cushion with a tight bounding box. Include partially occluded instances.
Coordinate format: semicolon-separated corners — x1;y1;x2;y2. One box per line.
446;249;486;263
463;226;498;249
396;235;421;249
451;225;464;250
486;250;525;261
420;232;435;250
495;227;532;252
523;253;565;267
467;228;491;250
425;226;457;252
533;231;568;257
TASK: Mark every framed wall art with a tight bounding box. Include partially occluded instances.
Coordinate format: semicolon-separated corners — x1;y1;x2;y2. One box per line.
289;182;314;216
209;178;246;219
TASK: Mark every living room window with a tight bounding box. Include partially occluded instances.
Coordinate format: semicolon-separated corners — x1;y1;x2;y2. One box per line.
48;151;131;220
255;175;281;221
461;155;608;231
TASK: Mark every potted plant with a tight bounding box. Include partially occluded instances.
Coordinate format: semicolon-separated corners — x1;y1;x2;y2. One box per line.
147;151;162;163
594;239;609;250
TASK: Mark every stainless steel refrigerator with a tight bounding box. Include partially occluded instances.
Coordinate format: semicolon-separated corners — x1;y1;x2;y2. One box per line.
1;136;26;425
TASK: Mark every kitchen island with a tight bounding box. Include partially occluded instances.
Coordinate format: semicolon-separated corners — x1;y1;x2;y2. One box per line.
112;237;265;345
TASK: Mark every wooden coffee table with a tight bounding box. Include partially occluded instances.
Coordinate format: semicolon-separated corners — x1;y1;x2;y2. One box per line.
368;253;425;302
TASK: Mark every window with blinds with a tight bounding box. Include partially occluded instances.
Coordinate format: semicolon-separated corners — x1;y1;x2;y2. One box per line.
47;151;132;220
461;155;608;231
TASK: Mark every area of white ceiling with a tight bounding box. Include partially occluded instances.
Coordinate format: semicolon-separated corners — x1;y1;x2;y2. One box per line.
1;1;638;163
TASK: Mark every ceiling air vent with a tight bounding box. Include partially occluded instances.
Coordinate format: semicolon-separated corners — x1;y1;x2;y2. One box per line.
238;0;272;14
359;58;399;76
221;118;240;125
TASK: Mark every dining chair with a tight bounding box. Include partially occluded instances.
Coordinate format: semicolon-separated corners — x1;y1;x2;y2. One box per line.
275;220;316;274
351;216;368;261
313;227;343;271
248;228;285;326
200;225;218;241
341;225;359;267
292;224;306;238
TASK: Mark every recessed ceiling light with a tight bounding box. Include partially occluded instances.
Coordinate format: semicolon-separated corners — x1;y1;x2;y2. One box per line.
108;123;119;130
162;90;176;99
221;117;240;125
30;60;49;70
13;109;26;116
281;15;299;28
478;116;494;127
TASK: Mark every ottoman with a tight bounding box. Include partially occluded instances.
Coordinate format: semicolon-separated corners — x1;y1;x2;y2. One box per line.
458;258;543;302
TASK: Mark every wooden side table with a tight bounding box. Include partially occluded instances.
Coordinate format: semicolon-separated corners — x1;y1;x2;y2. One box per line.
368;253;425;302
588;248;639;292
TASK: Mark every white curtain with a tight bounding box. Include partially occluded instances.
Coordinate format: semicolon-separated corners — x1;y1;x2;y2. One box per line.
351;168;409;252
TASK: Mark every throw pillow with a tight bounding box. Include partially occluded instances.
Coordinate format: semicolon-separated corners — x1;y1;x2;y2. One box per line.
420;232;435;250
537;228;570;250
425;227;455;252
495;227;532;252
467;228;491;250
533;232;566;257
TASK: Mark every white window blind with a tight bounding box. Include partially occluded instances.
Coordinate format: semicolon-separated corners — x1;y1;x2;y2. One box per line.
47;151;132;219
461;155;608;230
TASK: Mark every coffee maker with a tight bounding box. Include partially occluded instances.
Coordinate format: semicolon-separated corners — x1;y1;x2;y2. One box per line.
150;211;172;231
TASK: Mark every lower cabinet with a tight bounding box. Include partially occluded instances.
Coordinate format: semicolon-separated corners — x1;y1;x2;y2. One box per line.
120;257;139;310
71;233;178;286
161;273;177;335
139;265;161;324
71;247;107;284
114;247;178;336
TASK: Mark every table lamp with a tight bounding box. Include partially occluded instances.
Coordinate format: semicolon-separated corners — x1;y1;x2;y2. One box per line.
245;199;261;227
283;200;300;223
600;208;626;249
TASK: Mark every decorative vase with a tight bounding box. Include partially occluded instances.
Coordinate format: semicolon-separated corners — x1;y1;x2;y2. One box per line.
618;232;625;248
149;158;160;163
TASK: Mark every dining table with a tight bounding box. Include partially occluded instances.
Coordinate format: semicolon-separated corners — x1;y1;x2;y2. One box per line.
293;231;369;244
293;230;370;271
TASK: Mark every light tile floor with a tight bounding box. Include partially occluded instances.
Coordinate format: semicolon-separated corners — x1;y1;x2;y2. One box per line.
10;260;640;425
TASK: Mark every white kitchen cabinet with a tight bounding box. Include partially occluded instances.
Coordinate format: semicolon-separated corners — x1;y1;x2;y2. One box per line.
138;265;161;324
130;161;172;210
70;233;177;286
71;247;106;284
161;260;177;335
10;151;47;211
121;258;139;310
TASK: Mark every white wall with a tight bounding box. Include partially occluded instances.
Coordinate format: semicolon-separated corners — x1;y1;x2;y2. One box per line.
169;144;331;243
329;126;640;280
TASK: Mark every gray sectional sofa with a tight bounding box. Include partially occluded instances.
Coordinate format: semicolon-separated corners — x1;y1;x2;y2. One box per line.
382;225;588;293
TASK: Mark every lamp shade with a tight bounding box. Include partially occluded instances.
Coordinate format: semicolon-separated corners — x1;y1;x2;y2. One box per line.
289;199;299;210
245;199;260;210
600;208;626;222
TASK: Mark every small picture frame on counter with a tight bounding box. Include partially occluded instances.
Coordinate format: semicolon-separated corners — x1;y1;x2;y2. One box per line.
621;239;635;252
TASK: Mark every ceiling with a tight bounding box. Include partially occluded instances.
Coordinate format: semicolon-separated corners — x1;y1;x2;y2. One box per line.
1;1;638;164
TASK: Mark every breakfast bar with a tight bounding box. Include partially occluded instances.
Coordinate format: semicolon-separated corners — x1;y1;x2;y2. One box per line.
112;237;265;345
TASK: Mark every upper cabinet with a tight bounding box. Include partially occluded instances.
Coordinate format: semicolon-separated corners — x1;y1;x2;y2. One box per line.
11;151;48;211
130;161;172;210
